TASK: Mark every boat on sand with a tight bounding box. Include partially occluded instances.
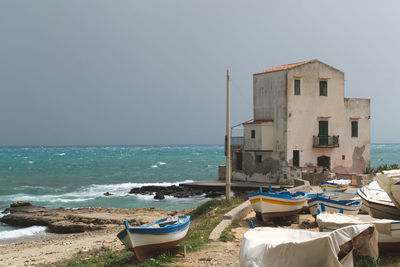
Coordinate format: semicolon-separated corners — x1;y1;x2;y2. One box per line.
249;187;307;222
117;215;190;262
358;181;400;220
317;212;400;254
320;179;350;192
308;196;361;216
239;224;378;267
376;170;400;208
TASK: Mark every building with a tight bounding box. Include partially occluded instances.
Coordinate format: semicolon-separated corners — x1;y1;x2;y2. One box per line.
229;59;370;184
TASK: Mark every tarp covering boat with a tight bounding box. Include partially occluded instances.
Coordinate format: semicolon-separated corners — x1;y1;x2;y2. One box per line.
316;213;394;235
317;213;400;253
239;225;378;267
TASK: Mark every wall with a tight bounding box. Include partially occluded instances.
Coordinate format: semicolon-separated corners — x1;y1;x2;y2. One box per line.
286;61;370;174
243;121;274;151
232;70;288;183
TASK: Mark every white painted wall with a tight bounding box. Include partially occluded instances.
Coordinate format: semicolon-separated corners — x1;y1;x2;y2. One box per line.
285;61;370;174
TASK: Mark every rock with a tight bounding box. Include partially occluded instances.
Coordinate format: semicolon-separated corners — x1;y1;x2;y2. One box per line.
103;192;113;196
205;191;224;198
129;188;141;194
10;200;32;208
154;192;165;200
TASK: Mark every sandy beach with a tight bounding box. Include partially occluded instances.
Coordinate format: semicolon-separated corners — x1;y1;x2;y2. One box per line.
0;205;188;266
0;206;317;267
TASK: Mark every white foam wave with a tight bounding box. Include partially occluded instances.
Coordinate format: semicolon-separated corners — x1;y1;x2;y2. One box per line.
2;180;195;204
0;226;47;240
151;165;158;168
158;162;167;165
28;161;34;164
57;153;66;156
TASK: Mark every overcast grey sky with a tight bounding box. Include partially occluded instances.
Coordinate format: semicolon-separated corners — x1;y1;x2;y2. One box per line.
0;1;398;145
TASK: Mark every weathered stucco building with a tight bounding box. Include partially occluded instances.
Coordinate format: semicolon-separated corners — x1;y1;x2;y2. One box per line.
229;59;370;184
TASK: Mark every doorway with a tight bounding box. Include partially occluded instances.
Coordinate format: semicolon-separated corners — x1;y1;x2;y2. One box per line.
317;155;330;169
293;150;299;167
319;121;328;146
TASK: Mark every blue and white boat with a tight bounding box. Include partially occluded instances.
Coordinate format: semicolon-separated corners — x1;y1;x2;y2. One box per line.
320;179;350;192
308;196;361;216
117;215;190;262
249;186;308;222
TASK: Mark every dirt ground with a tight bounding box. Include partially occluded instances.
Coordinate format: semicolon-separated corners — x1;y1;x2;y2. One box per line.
173;211;318;267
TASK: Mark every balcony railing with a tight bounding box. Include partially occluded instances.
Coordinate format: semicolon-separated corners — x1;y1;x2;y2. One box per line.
231;136;244;147
313;135;339;148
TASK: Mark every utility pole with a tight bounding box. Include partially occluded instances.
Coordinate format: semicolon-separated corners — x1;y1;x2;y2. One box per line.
225;69;231;201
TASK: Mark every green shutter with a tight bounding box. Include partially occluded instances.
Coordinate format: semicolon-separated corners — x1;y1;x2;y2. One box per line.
352;121;358;137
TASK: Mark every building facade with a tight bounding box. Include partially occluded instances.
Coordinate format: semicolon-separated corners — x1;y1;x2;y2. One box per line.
231;60;370;183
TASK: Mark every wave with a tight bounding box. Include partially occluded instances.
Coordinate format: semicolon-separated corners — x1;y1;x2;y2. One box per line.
2;180;195;204
0;226;47;240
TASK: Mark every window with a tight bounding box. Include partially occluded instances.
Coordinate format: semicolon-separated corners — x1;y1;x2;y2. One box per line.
351;121;358;137
256;155;262;163
320;80;328;96
294;80;301;95
342;155;345;160
251;130;255;139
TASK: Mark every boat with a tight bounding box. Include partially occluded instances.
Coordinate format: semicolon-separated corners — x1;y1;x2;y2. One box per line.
249;186;307;222
117;215;190;262
317;212;400;254
239;224;378;267
376;170;400;208
358;181;400;220
308;196;361;216
320;179;350;192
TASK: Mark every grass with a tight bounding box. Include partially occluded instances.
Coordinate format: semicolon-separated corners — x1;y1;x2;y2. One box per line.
365;164;399;174
45;198;242;267
219;224;235;242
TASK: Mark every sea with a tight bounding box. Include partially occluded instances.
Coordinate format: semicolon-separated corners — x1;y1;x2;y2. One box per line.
0;144;399;242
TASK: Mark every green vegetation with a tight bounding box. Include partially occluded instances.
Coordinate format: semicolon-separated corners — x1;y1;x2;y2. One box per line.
45;198;241;267
365;164;399;174
182;198;241;251
219;224;235;242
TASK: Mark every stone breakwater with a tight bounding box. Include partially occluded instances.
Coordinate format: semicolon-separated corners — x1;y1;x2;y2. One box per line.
0;201;181;234
127;185;252;200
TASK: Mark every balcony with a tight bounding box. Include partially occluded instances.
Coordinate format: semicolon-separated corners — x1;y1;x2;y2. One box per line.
313;135;339;148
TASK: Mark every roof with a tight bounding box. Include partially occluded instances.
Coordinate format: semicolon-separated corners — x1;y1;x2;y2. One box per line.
243;120;273;125
254;59;318;76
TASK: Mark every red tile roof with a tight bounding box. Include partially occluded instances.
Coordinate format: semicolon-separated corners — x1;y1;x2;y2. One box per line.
254;59;318;76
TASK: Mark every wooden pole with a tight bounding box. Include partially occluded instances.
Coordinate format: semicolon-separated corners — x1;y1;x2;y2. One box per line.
226;69;231;201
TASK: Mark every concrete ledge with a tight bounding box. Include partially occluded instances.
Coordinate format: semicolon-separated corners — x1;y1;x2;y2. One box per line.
223;200;251;220
209;219;232;240
209;200;253;240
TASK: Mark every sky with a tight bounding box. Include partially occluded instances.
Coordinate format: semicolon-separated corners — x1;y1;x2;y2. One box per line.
0;0;399;146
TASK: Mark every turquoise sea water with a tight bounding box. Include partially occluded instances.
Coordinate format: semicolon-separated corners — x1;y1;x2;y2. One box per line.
0;144;399;240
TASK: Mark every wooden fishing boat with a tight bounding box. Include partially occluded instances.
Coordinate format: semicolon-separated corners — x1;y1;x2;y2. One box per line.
358;181;400;220
308;196;361;216
317;212;400;254
376;170;400;208
249;187;307;222
117;215;190;262
320;179;350;192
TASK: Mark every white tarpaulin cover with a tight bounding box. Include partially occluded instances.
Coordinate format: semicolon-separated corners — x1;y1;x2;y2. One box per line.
317;213;395;235
239;225;378;267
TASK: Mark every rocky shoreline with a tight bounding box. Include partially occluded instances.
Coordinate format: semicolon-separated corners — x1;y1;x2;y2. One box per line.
0;201;182;234
0;185;252;234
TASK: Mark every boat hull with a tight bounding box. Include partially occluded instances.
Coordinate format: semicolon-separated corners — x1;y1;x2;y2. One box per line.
320;184;348;192
308;199;361;216
118;226;189;262
358;182;400;220
249;193;306;222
